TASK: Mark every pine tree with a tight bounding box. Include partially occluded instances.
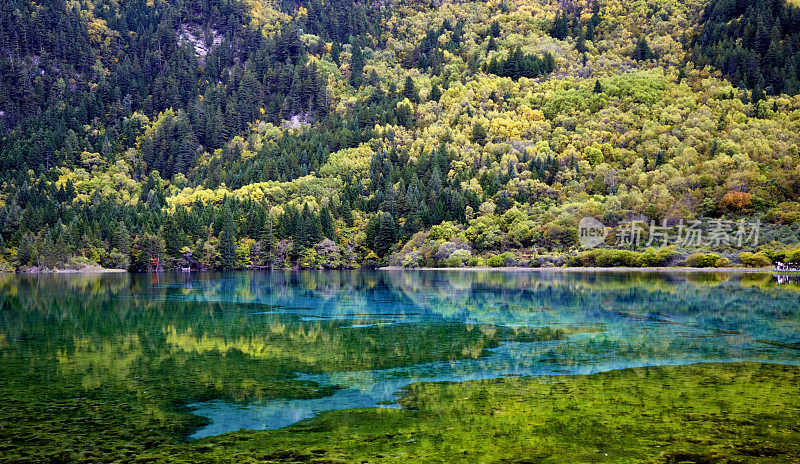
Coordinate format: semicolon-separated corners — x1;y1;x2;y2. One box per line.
307;208;323;245
633;38;655;61
18;235;33;266
349;41;364;88
550;11;569;40
471;122;487;145
677;69;686;84
429;84;442;102
331;41;341;65
164;219;184;257
320;205;334;239
290;67;303;115
219;227;235;270
593;79;603;93
114;223;131;255
489;20;501;38
497;190;511;214
366;211;397;257
295;204;311;247
486;36;497;52
262;214;276;265
219;206;236;270
403;76;419;103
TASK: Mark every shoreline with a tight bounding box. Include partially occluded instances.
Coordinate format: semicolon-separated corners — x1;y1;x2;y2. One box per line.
14;265;127;274
379;266;783;273
3;266;792;274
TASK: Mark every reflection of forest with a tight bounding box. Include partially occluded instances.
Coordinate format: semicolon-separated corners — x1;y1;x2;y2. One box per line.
1;271;798;395
2;270;799;339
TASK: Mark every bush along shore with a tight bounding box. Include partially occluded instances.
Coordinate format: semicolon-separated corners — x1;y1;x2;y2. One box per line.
1;224;799;272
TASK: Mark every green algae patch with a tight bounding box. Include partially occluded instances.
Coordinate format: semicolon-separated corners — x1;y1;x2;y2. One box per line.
156;362;800;464
3;361;800;462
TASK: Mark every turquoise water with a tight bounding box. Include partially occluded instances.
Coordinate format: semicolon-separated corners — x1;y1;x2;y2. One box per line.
1;270;798;439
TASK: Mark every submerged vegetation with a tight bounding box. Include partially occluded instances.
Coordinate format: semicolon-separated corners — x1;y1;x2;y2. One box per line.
3;360;800;463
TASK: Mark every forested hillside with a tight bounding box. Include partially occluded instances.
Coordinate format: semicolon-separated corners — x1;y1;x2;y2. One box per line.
2;0;800;271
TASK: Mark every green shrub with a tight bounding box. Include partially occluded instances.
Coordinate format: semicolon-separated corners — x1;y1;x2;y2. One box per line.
714;256;731;268
575;247;677;267
640;248;677;267
685;252;721;268
576;249;601;266
785;248;800;263
595;249;641;267
499;252;515;266
487;255;505;267
739;252;772;267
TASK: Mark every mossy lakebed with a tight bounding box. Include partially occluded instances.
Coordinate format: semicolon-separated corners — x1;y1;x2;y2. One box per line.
195;362;800;464
2;363;799;463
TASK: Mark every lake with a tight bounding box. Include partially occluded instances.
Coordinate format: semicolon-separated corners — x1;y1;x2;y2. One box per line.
1;270;799;462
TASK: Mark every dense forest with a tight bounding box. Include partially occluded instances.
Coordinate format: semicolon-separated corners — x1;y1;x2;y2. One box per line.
1;0;800;271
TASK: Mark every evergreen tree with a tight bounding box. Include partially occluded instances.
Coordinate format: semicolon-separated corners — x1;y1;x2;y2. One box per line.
366;211;397;257
550;11;570;40
306;205;323;245
403;76;419;103
632;38;655;61
18;235;33;266
219;227;236;270
114;223;131;256
487;36;497;52
489;21;501;38
295;204;311;247
677;69;687;84
164;219;184;257
471;122;487;145
349;41;364;88
497;190;511;214
262;214;276;265
429;84;442;102
219;206;236;270
320;205;335;239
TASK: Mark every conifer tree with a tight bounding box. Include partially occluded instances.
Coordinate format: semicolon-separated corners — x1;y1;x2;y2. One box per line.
472;122;487;146
489;21;501;38
403;76;419;103
320;205;335;239
17;235;33;266
429;84;442;102
349;41;364;88
219;207;236;270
